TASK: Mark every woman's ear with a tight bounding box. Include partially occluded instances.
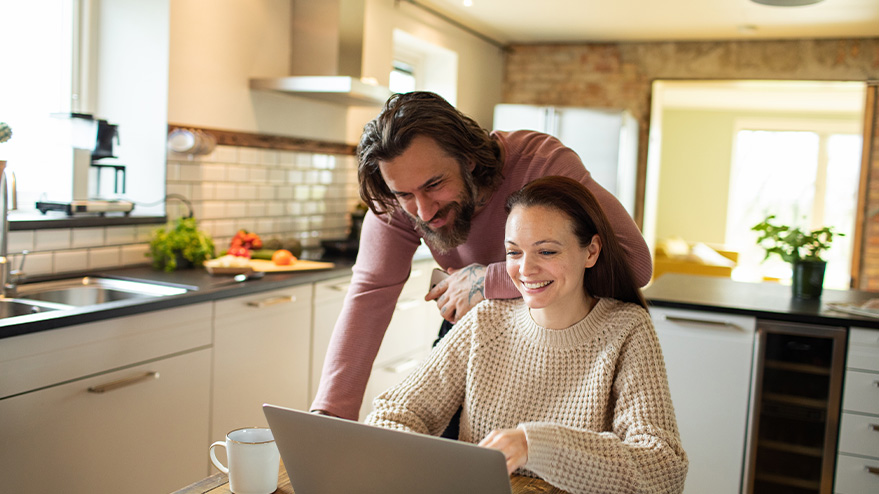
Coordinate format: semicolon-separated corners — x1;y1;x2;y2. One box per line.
584;234;602;268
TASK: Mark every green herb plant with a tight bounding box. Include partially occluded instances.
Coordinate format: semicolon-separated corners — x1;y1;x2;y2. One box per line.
148;217;215;272
751;214;842;264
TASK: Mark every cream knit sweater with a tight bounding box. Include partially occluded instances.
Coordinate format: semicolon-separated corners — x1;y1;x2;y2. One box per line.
365;298;688;494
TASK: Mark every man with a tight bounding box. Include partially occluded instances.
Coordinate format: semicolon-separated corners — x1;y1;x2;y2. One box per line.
311;91;652;421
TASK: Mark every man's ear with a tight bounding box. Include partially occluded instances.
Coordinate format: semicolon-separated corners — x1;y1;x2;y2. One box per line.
584;234;602;268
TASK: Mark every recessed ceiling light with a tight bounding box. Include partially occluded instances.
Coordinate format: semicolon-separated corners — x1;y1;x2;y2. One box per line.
750;0;824;6
463;0;473;6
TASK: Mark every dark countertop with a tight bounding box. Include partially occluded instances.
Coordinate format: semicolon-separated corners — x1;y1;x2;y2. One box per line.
644;273;879;330
0;261;356;340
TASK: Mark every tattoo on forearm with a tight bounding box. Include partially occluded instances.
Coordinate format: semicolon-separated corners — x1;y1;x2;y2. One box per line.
462;265;486;303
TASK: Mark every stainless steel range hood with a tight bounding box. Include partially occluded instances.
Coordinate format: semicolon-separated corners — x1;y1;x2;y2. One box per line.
249;0;392;107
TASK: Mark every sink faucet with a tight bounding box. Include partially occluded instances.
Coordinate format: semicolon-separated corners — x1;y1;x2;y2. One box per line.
0;163;26;298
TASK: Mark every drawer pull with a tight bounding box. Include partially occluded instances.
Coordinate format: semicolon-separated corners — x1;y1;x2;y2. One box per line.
866;466;879;476
662;315;741;330
247;295;296;308
871;424;879;432
328;283;350;292
88;371;159;394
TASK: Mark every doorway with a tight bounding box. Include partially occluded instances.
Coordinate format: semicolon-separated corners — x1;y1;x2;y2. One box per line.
644;80;866;289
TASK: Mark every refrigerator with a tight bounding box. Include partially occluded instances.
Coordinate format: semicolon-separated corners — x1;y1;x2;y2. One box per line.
492;104;639;217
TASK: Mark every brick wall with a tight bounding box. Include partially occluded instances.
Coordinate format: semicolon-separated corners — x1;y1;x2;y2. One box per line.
502;38;879;289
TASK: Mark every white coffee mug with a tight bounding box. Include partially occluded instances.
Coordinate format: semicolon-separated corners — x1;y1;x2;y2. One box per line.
209;427;280;494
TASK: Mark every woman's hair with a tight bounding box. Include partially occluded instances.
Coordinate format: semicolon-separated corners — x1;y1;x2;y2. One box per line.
505;176;647;309
357;91;504;215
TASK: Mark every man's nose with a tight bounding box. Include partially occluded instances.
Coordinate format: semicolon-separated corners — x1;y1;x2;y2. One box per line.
415;195;438;222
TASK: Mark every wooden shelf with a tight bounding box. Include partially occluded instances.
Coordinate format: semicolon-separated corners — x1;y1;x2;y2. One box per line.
764;359;830;376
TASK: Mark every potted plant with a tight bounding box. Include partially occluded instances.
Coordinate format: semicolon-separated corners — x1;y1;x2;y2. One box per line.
751;214;842;299
148;216;216;272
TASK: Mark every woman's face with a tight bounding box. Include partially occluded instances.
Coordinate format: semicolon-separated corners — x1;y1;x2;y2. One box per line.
504;204;600;329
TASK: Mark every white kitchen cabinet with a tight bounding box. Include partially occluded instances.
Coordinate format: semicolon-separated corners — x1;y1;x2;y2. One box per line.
650;306;757;494
211;284;313;444
359;259;442;420
0;303;213;494
311;274;353;402
835;327;879;494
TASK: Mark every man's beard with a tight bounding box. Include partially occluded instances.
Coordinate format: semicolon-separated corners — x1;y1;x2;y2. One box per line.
410;176;479;254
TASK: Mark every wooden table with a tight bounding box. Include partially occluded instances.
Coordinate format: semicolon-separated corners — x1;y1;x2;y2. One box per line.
171;464;568;494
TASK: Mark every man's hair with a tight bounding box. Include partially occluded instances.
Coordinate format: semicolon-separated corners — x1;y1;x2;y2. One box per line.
505;176;647;309
357;91;503;216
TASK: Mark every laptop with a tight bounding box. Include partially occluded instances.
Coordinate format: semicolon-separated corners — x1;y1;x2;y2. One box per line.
263;403;513;494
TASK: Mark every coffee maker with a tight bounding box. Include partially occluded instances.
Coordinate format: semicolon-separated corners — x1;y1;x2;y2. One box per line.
36;113;135;215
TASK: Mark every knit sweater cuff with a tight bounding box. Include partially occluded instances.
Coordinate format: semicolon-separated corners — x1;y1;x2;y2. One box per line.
519;422;558;474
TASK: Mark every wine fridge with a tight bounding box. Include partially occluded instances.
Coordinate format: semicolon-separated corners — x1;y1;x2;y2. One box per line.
743;320;847;494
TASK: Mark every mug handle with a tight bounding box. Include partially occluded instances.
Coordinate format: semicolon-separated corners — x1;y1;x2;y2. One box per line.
209;441;229;474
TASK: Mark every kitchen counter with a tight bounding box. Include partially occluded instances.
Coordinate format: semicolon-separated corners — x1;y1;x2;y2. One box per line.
0;261;356;340
644;273;879;330
8;269;879;341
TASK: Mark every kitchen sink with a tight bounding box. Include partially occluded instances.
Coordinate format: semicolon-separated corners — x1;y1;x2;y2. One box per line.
14;276;189;308
0;298;69;319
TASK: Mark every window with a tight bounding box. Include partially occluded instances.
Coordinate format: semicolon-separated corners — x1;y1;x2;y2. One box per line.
389;60;417;94
725;119;862;289
0;0;77;207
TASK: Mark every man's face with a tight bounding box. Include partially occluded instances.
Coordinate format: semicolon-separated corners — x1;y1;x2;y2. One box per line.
378;135;478;253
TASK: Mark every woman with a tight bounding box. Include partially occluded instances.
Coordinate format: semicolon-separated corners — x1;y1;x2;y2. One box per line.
365;176;687;494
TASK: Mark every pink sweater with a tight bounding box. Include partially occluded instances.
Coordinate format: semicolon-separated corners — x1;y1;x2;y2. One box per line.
312;130;653;420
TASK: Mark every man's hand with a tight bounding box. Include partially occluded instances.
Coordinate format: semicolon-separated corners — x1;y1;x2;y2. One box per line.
478;428;528;474
425;263;486;323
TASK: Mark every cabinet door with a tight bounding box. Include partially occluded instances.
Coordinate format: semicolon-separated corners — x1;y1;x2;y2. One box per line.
311;275;353;402
212;285;312;443
359;260;443;420
0;348;211;494
651;307;756;494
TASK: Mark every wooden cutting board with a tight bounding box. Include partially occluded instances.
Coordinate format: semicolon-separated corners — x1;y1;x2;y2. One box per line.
248;259;334;272
205;259;334;275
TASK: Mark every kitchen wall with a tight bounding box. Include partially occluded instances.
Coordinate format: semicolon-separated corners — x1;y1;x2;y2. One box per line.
656;107;861;244
502;37;879;288
6;0;505;278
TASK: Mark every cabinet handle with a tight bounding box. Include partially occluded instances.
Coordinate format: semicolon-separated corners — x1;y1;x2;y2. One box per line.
866;466;879;476
246;295;296;308
661;314;741;330
88;371;159;394
870;424;879;432
328;283;350;292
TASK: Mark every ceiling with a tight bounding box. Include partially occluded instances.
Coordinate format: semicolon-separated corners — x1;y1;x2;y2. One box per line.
411;0;879;44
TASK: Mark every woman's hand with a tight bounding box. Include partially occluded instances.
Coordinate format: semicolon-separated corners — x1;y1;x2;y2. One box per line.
425;264;486;323
478;428;528;474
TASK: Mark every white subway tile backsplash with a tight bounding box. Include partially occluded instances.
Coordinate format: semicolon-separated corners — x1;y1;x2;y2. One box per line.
105;226;136;245
288;170;304;184
212;145;238;163
227;164;249;182
201;163;226;181
179;163;205;181
278;150;297;166
54;249;89;273
249;167;268;183
36;229;72;251
238;147;261;165
215;182;236;200
268;169;286;183
237;184;258;200
18;251;52;277
136;225;156;243
88;247;121;269
294;185;310;201
260;150;279;166
120;243;150;266
72;228;106;249
8;230;34;253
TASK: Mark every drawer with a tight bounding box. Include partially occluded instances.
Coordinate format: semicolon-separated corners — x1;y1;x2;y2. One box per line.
0;303;213;400
834;454;879;494
842;370;879;415
848;328;879;372
838;412;879;458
